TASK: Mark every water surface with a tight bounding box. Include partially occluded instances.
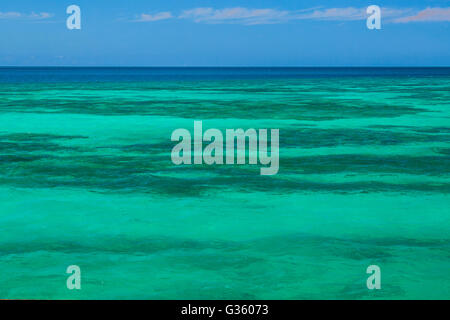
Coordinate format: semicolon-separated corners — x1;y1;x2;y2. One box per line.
0;68;449;299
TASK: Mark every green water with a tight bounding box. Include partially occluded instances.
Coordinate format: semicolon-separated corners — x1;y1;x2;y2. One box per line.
0;70;449;299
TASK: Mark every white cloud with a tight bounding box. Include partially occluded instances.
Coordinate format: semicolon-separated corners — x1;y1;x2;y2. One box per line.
178;7;410;25
0;11;53;20
30;12;53;20
394;7;450;23
299;7;411;22
0;12;22;19
296;7;366;21
136;11;173;22
133;6;448;25
179;7;291;25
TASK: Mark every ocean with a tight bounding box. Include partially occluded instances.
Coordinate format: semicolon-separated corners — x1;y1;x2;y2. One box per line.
0;67;449;299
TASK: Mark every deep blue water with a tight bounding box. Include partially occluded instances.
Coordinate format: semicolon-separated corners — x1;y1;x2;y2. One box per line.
0;67;449;83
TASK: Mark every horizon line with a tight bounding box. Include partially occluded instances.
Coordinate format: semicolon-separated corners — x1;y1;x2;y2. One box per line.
1;66;450;68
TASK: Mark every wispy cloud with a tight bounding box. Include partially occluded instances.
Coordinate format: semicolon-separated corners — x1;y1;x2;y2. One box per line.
132;6;449;25
179;7;291;25
393;7;450;23
0;11;53;20
135;11;173;22
178;7;410;25
296;7;366;21
0;12;21;19
300;7;411;22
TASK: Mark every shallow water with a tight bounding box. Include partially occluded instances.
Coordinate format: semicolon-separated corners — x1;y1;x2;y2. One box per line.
0;68;449;299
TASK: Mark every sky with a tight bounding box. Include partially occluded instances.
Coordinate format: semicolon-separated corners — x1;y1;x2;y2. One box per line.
0;0;449;66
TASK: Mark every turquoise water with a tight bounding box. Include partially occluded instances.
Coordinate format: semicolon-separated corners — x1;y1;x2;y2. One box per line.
0;68;449;299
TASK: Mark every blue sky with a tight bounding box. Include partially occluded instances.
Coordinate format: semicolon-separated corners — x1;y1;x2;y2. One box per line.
0;0;449;66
